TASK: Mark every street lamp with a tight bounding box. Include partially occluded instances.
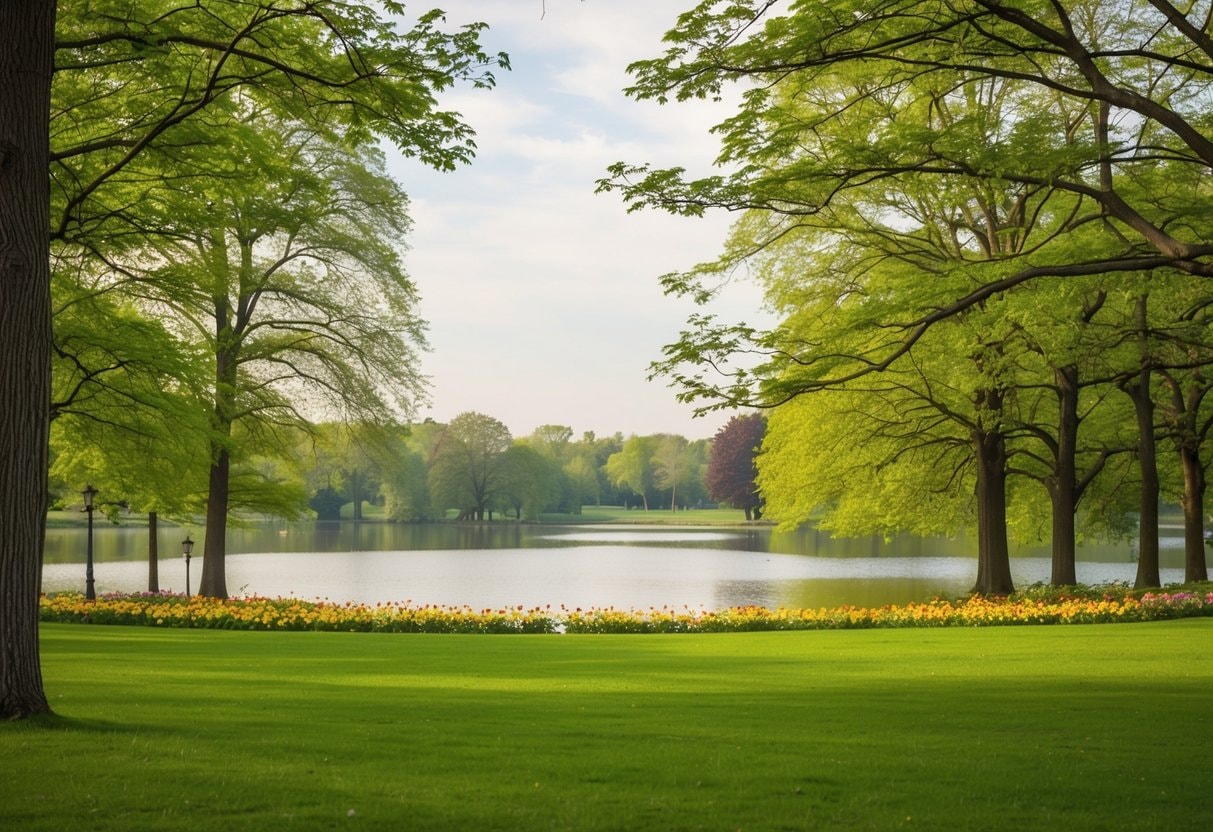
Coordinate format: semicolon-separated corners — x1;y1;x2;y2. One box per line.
182;536;194;598
82;484;98;601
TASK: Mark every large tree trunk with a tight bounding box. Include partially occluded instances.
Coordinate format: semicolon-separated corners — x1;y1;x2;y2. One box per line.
1178;444;1209;583
1126;296;1161;589
1162;373;1210;585
199;443;231;598
148;511;159;593
1129;376;1161;589
1049;365;1080;585
0;0;56;720
972;424;1015;596
199;314;238;598
199;336;236;598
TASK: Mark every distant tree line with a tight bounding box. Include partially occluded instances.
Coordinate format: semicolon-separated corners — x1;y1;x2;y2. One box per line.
79;411;768;526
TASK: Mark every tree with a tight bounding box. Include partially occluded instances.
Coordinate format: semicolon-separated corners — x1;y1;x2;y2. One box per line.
600;5;1213;590
605;435;658;510
1158;364;1213;584
1147;280;1213;584
524;425;575;512
428;412;513;520
706;413;766;520
381;420;448;521
302;422;411;522
602;2;1213;370
667;68;1083;593
48;271;215;591
562;453;600;514
1117;293;1164;588
581;431;624;506
759;386;975;542
529;424;574;453
382;448;431;521
1000;285;1132;585
499;444;561;521
1;0;505;718
0;0;58;720
100;115;428;598
652;433;700;510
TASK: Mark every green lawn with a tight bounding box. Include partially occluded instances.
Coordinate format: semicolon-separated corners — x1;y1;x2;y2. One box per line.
5;621;1210;831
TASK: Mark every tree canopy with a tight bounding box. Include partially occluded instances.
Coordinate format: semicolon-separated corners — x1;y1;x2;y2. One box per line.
599;0;1213;594
706;413;766;520
601;0;1213;393
1;0;507;718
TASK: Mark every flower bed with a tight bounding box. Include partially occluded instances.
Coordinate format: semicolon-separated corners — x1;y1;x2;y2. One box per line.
38;584;1213;634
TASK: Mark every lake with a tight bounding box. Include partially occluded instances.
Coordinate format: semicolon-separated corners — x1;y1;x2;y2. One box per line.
40;519;1193;610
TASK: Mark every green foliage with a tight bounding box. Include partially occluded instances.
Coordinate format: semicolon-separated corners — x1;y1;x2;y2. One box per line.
604;435;657;509
42;0;510;577
427;412;514;518
381;444;432;522
603;4;1213;587
650;434;700;509
760;386;974;537
561;454;599;514
48;275;213;517
51;0;509;244
498;444;562;521
606;0;1213;395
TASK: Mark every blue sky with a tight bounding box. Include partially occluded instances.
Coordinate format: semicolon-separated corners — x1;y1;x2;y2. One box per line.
387;1;767;441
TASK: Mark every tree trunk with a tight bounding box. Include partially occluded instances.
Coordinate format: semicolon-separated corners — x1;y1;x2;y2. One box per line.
972;425;1015;596
1162;373;1210;585
1178;444;1209;583
1130;375;1161;589
199;443;231;598
1049;365;1080;585
0;0;56;720
148;511;159;593
1126;296;1160;589
200;316;238;598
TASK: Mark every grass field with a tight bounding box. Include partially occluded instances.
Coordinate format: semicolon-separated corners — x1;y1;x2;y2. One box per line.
543;505;755;525
4;621;1211;831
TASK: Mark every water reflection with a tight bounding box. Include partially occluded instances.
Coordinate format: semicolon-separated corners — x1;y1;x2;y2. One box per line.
41;519;1192;610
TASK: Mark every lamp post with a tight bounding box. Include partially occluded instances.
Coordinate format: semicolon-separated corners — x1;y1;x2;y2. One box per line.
182;536;194;598
82;484;98;601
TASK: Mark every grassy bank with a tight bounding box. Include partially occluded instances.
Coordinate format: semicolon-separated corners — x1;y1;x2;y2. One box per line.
5;621;1210;830
543;505;757;525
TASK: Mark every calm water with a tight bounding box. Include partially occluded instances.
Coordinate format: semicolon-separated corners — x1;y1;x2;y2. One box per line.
41;519;1193;610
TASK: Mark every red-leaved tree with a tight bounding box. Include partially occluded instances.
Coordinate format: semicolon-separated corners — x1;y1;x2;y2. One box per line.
706;414;766;520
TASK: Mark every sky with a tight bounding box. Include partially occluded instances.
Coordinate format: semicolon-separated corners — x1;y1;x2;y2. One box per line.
387;1;769;442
